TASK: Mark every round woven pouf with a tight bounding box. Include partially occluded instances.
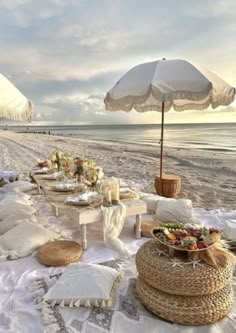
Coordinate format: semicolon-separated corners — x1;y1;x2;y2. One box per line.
136;277;234;325
136;240;234;296
36;240;83;266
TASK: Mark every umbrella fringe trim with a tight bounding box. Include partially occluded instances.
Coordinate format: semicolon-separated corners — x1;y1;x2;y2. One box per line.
104;86;235;112
0;99;33;122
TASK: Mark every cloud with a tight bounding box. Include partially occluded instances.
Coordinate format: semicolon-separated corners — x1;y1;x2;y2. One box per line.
0;0;31;10
0;0;235;124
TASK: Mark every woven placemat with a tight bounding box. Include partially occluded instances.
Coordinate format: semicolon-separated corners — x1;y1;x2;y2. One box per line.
36;240;83;266
136;277;234;325
136;239;234;296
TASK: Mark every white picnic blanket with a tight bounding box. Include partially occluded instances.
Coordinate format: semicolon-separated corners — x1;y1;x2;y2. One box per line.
0;208;236;333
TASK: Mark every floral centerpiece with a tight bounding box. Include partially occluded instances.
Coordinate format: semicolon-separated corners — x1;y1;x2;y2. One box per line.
44;150;104;190
73;157;104;190
50;149;63;171
60;153;74;178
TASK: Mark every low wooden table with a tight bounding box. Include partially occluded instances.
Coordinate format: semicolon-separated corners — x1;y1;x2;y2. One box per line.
31;173;147;250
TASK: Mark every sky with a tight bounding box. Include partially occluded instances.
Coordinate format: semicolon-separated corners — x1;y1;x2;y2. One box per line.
0;0;235;125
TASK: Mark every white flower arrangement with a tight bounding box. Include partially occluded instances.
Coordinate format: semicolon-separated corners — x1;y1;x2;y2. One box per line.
73;157;104;187
40;150;104;187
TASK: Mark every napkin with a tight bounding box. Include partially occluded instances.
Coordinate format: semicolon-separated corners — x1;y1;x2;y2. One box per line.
54;183;74;190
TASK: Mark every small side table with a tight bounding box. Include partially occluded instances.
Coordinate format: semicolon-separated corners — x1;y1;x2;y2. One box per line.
51;199;147;250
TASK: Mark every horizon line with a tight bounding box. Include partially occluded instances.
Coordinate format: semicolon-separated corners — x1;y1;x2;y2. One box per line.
1;122;236;127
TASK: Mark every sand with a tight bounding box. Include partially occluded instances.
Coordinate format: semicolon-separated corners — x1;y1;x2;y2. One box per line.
0;130;235;210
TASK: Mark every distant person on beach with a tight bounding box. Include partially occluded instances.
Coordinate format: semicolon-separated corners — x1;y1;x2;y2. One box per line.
4;125;8;131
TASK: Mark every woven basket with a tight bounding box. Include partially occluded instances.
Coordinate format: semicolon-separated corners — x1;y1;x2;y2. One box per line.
136;277;233;325
36;240;82;266
155;174;181;198
136;240;234;296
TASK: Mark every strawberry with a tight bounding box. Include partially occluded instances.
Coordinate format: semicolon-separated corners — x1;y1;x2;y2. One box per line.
197;242;207;249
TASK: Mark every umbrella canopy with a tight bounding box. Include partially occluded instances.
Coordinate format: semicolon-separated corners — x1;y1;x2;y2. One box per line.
104;59;235;112
0;73;33;122
104;59;236;188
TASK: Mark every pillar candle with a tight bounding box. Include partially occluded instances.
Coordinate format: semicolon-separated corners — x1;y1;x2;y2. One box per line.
105;190;112;203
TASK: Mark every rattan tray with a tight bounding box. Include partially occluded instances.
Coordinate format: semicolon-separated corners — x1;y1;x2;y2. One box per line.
136;240;234;296
136;277;233;325
152;228;217;253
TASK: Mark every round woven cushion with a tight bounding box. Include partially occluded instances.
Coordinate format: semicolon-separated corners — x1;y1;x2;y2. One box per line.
136;277;233;325
36;240;82;266
136;240;234;296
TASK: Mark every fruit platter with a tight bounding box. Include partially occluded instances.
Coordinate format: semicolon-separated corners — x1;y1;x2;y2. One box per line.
152;222;221;252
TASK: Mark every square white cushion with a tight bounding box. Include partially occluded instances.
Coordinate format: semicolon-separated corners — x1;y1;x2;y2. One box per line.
0;221;60;260
0;193;32;206
43;262;123;308
139;193;164;212
3;180;37;193
223;220;236;240
0;215;39;235
156;198;193;224
0;202;37;220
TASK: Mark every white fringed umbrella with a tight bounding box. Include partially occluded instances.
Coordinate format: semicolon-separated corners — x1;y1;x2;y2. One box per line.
0;73;33;122
104;58;235;195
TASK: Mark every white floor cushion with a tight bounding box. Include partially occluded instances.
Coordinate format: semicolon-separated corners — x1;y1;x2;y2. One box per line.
0;193;32;206
0;221;61;260
43;262;123;308
0;215;40;235
139;193;164;212
3;180;37;193
156;198;194;224
0;203;37;220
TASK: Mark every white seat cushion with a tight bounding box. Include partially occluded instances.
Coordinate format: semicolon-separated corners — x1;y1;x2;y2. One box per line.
0;221;61;260
156;198;194;224
3;180;37;193
43;262;123;308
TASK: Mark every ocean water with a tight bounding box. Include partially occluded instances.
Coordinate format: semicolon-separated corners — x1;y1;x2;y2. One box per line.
2;123;236;154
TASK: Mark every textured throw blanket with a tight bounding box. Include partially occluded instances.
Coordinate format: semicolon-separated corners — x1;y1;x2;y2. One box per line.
29;256;236;333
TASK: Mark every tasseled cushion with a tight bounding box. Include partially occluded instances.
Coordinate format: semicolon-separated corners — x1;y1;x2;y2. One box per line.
42;262;123;308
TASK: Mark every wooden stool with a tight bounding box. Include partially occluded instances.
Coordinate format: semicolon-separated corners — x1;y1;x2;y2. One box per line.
155;174;181;198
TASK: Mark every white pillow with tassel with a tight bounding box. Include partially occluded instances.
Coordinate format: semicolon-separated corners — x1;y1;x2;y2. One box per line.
43;262;123;308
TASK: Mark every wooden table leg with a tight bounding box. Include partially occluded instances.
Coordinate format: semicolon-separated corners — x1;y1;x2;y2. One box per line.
136;214;142;239
81;224;87;250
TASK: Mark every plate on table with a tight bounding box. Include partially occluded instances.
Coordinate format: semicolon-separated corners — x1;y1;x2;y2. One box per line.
152;223;221;252
64;193;92;206
64;192;101;206
51;184;75;192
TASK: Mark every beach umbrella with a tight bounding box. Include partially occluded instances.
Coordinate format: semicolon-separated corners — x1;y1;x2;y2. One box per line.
104;58;235;196
0;73;33;122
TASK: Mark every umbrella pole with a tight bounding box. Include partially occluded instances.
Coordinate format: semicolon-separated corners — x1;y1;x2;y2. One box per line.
160;102;165;194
